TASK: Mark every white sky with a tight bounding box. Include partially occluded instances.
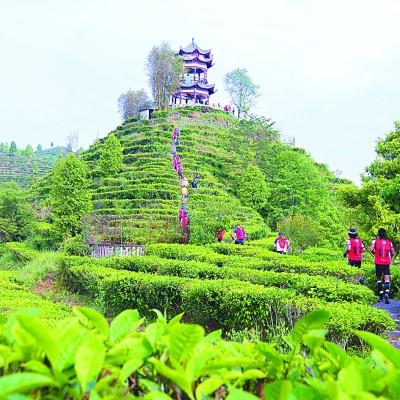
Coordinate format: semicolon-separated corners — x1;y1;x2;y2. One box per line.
1;0;400;183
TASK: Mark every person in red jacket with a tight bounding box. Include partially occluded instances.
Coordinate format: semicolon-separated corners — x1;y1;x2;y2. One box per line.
370;228;396;304
343;228;365;268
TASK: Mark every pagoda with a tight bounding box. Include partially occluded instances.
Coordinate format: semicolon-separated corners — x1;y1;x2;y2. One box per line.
172;39;216;106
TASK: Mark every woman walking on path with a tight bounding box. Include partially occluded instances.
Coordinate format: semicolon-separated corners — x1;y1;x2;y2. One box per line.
343;228;366;268
370;228;396;304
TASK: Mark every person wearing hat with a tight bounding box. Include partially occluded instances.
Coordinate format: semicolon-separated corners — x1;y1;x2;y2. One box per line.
370;228;395;304
274;231;291;254
343;228;366;268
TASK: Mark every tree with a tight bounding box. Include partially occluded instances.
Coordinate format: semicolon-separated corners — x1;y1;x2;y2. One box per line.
237;165;270;212
344;121;400;245
224;68;260;119
118;89;152;120
50;154;92;238
146;42;183;110
278;215;320;253
22;145;34;157
9;141;17;155
0;182;35;242
255;142;332;227
36;144;43;153
99;133;123;176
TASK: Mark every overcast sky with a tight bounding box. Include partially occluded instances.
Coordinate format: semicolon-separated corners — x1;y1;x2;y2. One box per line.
1;0;400;183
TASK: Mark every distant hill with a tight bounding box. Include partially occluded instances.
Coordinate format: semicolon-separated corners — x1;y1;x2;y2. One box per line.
0;146;68;187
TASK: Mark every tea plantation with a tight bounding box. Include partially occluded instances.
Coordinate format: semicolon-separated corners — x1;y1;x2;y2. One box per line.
0;107;399;398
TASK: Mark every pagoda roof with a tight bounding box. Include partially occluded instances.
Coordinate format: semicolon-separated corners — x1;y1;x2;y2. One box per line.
179;81;215;94
179;38;211;56
181;54;213;68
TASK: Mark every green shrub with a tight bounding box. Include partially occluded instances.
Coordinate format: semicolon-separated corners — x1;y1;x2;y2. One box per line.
0;307;399;398
62;234;90;256
277;214;320;252
28;221;62;251
147;243;363;281
59;263;394;346
61;255;375;304
0;271;69;322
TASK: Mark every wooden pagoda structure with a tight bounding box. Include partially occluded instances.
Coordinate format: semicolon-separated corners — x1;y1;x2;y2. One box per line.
172;39;216;106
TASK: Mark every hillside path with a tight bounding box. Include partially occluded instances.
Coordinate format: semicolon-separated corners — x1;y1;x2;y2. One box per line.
374;299;400;349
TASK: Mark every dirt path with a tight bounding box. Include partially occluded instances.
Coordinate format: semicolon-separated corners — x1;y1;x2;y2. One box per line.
374;299;400;348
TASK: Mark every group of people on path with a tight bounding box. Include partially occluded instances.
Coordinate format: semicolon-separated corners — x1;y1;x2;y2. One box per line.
171;127;202;244
343;227;396;304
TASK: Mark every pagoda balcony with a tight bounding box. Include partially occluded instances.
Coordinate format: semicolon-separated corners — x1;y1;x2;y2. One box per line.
184;61;209;71
179;77;208;85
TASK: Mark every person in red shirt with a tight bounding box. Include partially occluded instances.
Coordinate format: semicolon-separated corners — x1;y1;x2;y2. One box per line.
343;228;366;268
370;228;396;304
217;228;226;243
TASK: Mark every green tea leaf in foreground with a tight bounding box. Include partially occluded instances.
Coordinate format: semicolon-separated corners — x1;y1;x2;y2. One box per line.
75;335;105;393
0;373;57;398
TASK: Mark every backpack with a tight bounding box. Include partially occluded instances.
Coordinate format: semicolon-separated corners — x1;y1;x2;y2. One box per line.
348;238;364;261
374;238;392;265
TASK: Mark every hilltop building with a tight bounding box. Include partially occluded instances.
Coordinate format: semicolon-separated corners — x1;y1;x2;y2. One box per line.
172;39;216;106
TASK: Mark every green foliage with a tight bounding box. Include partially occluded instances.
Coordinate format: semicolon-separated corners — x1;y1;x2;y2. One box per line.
0;182;35;242
62;234;89;256
61;254;375;304
256;142;331;228
224;68;260;119
99;133;123;176
118;88;153;120
345;121;400;245
0;270;69;321
9;140;17;155
146;42;183;110
237;164;270;213
50;154;92;238
0;308;398;398
59;261;393;345
278;215;320;252
28;221;61;251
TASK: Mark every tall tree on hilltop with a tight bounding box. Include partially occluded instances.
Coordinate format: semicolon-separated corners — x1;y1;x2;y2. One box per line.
9;141;17;155
224;68;260;119
50;154;92;238
118;89;152;120
146;42;183;110
99;133;123;176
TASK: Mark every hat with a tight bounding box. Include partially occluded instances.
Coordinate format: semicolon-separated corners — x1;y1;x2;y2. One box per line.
348;228;357;235
278;231;284;235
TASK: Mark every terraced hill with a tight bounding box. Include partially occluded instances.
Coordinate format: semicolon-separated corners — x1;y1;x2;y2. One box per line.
0;146;68;187
81;107;268;244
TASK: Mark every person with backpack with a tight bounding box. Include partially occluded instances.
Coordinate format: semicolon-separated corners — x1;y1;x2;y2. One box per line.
370;228;395;304
176;162;183;178
172;155;181;170
274;231;291;254
343;228;366;268
217;228;226;243
232;224;247;245
172;128;180;145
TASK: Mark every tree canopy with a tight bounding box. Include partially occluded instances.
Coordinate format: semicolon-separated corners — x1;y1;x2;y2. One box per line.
118;89;152;120
50;154;92;238
146;42;183;110
224;68;260;119
99;133;123;176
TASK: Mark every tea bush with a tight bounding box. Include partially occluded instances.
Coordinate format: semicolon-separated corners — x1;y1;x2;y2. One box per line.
0;307;399;398
59;263;394;346
61;256;375;304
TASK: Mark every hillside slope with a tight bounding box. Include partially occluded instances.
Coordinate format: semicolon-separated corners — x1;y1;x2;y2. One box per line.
0;147;67;187
81;107;268;244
